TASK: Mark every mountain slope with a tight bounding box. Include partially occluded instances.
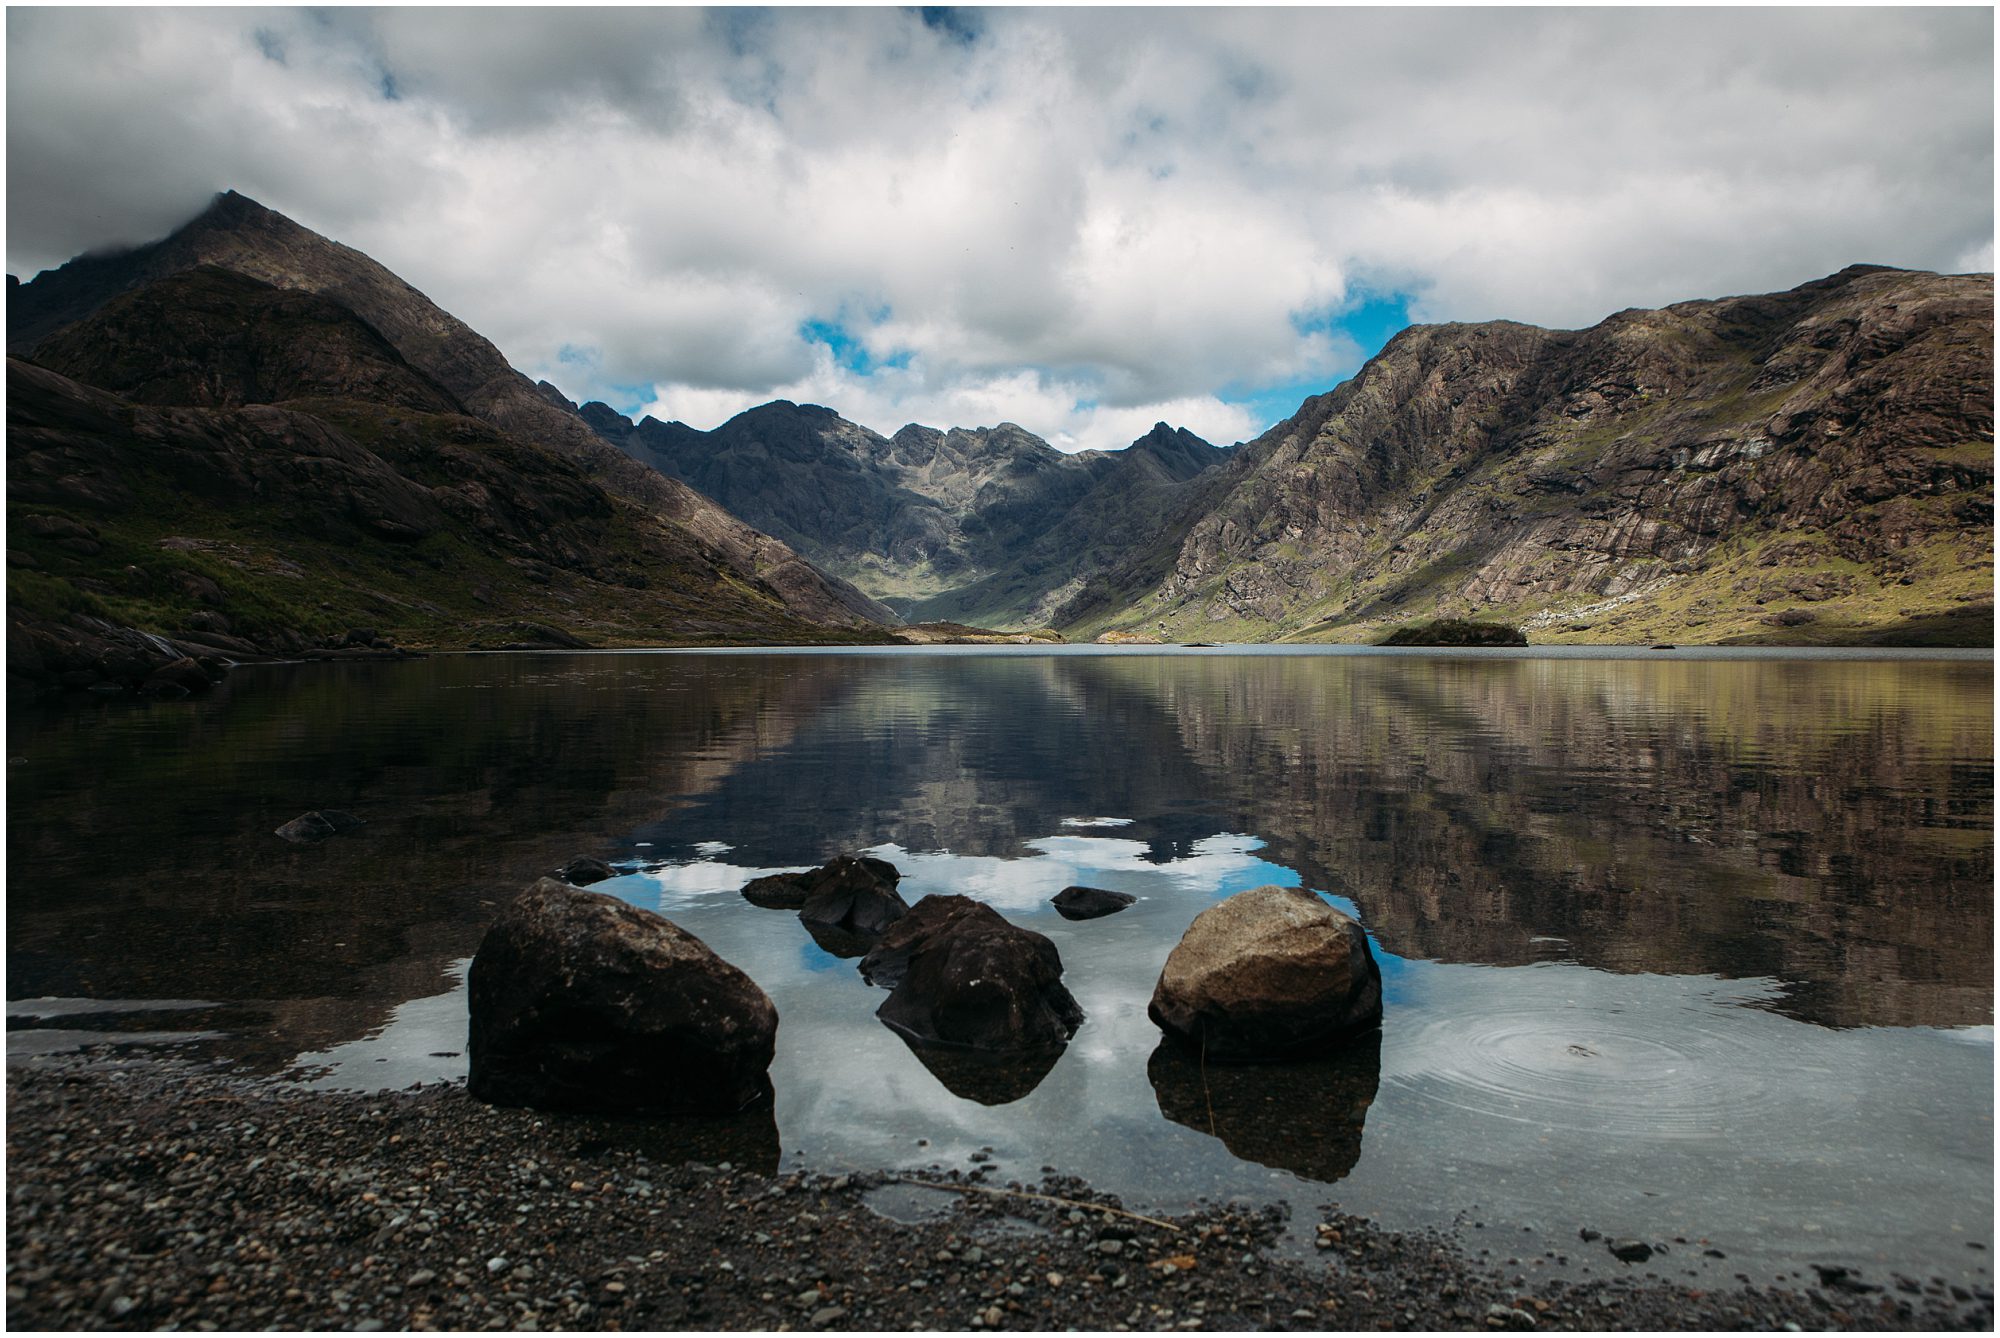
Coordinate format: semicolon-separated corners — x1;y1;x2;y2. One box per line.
9;190;892;630
9;265;897;700
578;397;1232;626
1065;265;1993;645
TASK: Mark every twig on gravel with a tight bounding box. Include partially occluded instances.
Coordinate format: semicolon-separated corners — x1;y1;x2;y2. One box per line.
885;1176;1186;1235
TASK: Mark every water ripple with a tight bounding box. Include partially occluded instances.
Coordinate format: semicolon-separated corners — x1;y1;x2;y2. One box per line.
1386;998;1787;1137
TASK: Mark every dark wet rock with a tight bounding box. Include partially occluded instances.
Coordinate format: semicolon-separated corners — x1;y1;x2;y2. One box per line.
552;856;616;887
7;612;227;701
802;919;877;959
1814;1264;1883;1294
140;656;215;697
1148;884;1382;1060
1051;886;1136;920
1609;1238;1654;1263
859;895;1084;1052
273;809;366;844
796;854;909;939
467;877;777;1114
741;873;811;910
1146;1031;1380;1183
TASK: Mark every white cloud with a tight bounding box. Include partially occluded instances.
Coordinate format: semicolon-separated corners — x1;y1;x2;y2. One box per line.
7;7;1991;448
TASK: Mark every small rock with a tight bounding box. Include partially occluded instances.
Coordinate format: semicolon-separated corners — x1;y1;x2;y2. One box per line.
406;1270;436;1287
487;1257;509;1275
811;1304;847;1326
553;857;616;886
1607;1239;1652;1263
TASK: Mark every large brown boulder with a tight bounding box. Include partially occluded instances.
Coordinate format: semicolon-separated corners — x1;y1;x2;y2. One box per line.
859;895;1084;1052
795;854;909;937
1148;885;1381;1060
467;878;778;1114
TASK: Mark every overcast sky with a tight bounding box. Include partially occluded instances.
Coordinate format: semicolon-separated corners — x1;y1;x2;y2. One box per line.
7;7;1993;451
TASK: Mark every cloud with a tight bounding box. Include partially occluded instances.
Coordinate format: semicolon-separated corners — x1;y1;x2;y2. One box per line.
7;8;1991;448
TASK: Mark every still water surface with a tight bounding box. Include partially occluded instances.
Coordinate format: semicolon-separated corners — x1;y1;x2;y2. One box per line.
8;648;1992;1288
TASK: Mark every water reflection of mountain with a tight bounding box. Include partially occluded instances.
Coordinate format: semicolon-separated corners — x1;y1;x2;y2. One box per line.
648;654;1992;1030
1092;656;1991;1030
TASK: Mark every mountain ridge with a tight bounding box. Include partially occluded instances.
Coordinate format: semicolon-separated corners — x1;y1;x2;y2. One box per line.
575;395;1235;626
1062;262;1992;644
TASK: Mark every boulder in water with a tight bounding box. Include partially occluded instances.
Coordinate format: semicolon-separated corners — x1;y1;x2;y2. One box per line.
795;854;909;938
1148;885;1381;1060
1051;885;1136;920
467;877;777;1114
860;894;1083;1052
552;856;616;886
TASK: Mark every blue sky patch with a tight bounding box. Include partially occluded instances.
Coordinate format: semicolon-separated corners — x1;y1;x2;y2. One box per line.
1221;289;1414;433
801;316;909;376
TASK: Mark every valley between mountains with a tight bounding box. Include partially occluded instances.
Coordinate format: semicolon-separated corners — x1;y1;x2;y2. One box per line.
6;191;1991;698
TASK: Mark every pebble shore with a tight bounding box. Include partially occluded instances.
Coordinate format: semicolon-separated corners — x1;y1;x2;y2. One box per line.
8;1056;1989;1332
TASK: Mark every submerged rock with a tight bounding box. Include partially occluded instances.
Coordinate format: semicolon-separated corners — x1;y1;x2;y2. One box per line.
860;894;1083;1052
1148;885;1381;1060
274;809;366;844
467;877;777;1114
795;854;909;938
1050;886;1136;920
552;856;616;886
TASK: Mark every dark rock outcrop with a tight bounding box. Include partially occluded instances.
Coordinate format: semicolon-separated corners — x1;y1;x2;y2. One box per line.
1148;885;1382;1060
274;810;366;844
7;612;231;701
1050;885;1137;920
1147;1030;1380;1182
467;878;777;1114
859;895;1084;1052
795;855;909;939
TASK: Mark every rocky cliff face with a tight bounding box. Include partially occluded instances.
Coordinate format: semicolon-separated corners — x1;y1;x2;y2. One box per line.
583;399;1230;627
1065;265;1993;644
9;191;892;634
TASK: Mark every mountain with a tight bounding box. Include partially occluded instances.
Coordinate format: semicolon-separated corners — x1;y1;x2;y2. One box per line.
1062;265;1993;645
8;201;897;698
576;396;1232;627
8;191;893;632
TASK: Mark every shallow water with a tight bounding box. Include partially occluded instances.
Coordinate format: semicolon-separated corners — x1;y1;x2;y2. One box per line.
8;647;1992;1289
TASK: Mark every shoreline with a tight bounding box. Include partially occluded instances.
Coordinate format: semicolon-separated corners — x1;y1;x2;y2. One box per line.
8;1056;1987;1332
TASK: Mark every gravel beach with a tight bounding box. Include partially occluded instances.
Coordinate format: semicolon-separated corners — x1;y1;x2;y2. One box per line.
7;1055;1990;1332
